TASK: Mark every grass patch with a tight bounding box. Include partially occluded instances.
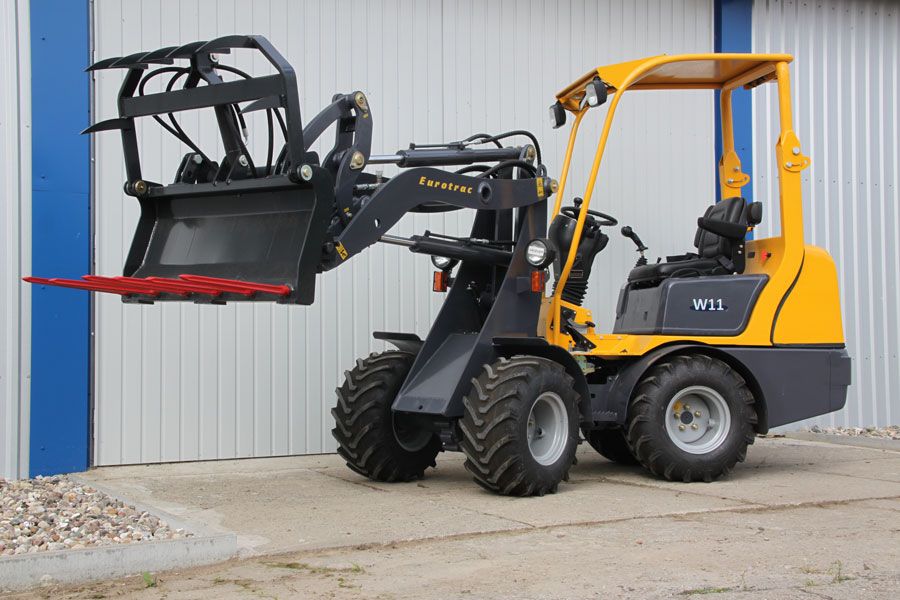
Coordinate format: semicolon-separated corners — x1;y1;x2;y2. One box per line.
800;565;822;574
265;561;366;576
679;586;733;595
208;578;277;599
141;572;157;588
830;560;854;583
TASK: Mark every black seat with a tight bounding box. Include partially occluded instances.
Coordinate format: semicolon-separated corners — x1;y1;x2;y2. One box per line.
628;197;762;286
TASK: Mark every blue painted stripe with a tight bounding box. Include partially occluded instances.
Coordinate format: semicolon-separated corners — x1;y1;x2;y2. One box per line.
714;0;754;208
29;0;92;476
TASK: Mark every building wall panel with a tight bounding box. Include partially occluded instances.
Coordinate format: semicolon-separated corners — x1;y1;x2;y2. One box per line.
0;0;31;480
91;0;714;465
753;0;900;427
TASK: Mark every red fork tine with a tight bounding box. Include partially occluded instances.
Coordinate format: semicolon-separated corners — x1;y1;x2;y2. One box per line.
178;274;292;297
115;276;226;297
23;276;159;297
23;275;291;300
83;275;174;296
143;277;225;297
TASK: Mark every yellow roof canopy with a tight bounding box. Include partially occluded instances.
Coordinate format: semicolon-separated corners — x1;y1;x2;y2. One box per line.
556;53;793;109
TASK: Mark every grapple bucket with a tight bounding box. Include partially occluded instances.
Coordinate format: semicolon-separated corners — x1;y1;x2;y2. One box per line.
27;35;333;305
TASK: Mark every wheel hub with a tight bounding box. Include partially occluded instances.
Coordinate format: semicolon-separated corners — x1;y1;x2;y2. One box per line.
526;392;569;466
665;386;731;454
393;413;432;452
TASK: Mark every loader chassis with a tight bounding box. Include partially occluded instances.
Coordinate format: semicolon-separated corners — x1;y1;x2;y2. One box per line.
28;37;851;496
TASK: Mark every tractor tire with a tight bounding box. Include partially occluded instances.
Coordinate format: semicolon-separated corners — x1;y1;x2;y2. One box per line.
459;355;580;496
626;354;757;483
332;351;441;482
583;427;639;465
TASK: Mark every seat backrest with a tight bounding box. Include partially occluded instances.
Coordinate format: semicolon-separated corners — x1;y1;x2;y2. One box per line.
693;197;745;258
694;198;762;273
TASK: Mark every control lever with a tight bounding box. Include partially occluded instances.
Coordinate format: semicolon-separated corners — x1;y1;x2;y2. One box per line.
620;226;648;266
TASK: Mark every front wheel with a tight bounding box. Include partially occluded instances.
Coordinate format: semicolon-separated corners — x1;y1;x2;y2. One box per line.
459;356;580;496
332;351;442;482
626;354;757;482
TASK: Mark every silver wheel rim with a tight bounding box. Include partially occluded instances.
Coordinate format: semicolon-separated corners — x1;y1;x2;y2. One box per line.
527;392;569;466
664;386;731;455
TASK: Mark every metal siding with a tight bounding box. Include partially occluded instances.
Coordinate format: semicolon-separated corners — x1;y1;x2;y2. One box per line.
753;0;900;427
92;0;714;465
0;0;31;480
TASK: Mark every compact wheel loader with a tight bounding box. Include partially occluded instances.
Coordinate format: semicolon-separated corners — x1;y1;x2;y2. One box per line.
27;36;851;496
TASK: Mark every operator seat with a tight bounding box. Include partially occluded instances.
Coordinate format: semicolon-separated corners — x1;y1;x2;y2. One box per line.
627;197;763;286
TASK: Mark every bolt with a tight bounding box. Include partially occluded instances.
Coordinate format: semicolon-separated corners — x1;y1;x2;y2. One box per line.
525;145;536;161
192;153;203;165
684;405;691;411
733;166;740;172
694;411;701;417
354;92;368;111
678;425;686;431
691;423;699;430
727;178;735;184
674;412;680;419
299;164;313;181
792;146;801;155
238;154;249;168
209;53;219;63
349;151;365;170
786;162;793;168
550;179;559;194
133;180;147;195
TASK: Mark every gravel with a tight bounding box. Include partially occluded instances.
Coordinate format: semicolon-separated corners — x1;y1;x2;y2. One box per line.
0;476;189;557
806;425;900;440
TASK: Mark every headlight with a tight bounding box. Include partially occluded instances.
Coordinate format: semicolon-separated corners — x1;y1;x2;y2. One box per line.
584;77;607;107
431;255;458;270
525;239;555;268
548;102;566;129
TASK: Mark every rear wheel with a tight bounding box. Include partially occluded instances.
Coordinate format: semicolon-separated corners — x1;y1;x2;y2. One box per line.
583;427;638;465
626;354;757;482
332;351;441;482
459;356;580;496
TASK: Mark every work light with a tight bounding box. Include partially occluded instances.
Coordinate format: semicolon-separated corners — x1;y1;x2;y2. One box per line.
431;255;458;270
525;239;555;268
585;78;607;107
549;102;566;129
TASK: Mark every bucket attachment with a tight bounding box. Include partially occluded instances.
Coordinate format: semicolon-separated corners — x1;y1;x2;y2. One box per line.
28;35;335;305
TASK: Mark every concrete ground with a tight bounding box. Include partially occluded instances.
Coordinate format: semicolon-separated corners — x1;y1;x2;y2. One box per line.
10;436;900;599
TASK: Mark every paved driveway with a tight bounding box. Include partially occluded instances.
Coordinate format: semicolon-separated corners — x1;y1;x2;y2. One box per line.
13;436;900;599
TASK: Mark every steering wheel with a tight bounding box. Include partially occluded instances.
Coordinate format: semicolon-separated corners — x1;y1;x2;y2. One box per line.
561;205;618;227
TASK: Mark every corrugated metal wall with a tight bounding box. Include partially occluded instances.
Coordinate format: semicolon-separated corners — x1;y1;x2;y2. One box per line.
0;0;31;480
91;0;715;465
753;0;900;427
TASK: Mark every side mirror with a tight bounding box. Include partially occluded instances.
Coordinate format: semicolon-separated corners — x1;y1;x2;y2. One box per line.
584;77;607;107
549;102;566;129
